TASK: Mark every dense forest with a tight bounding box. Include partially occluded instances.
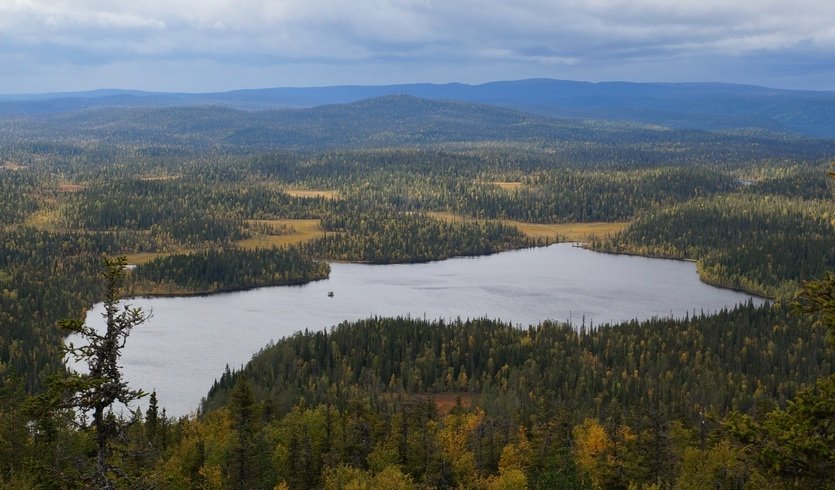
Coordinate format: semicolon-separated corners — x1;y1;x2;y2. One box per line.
0;95;833;488
130;248;331;295
204;303;832;420
595;194;835;298
3;297;832;489
307;207;534;263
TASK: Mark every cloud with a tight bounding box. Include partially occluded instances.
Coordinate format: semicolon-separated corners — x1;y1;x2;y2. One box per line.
1;0;834;91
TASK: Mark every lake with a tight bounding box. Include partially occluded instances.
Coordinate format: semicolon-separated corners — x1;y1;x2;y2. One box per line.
82;244;764;417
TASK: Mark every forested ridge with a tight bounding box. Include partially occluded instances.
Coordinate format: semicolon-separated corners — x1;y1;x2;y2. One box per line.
595;194;835;298
206;303;832;420
0;96;833;488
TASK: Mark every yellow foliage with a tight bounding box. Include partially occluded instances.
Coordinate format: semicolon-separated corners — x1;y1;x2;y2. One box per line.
630;483;660;490
572;418;612;488
372;465;417;490
323;464;416;490
574;419;610;462
197;465;223;489
323;464;372;490
437;409;485;483
155;411;234;488
675;441;770;490
486;468;528;490
366;443;399;473
438;409;484;453
616;424;637;444
498;428;530;474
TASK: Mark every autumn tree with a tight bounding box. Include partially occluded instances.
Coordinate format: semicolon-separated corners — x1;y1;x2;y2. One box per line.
572;418;613;488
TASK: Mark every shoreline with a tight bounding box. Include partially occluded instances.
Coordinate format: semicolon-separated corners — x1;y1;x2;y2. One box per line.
578;243;775;300
124;241;774;302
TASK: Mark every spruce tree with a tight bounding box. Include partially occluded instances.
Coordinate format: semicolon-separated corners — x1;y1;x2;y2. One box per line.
43;256;148;488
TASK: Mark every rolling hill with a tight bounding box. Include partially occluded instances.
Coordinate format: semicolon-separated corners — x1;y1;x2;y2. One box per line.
3;79;835;137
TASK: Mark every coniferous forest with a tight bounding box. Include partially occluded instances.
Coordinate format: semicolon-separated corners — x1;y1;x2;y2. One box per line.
0;95;833;489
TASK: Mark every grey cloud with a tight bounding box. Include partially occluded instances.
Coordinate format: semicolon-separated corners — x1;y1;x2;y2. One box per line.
1;0;834;91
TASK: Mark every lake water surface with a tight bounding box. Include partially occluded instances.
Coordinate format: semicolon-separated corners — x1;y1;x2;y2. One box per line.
83;244;764;416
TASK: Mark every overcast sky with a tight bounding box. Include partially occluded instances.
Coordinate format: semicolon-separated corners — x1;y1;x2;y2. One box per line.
2;0;834;93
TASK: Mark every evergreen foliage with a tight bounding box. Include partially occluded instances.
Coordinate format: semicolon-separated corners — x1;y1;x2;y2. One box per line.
597;194;835;297
29;257;148;488
204;303;833;423
308;207;533;263
132;247;330;295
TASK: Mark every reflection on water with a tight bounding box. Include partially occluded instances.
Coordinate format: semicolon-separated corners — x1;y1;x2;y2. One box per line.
82;244;764;416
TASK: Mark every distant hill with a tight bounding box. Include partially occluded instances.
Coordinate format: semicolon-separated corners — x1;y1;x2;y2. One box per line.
2;79;835;137
1;95;650;150
3;94;832;165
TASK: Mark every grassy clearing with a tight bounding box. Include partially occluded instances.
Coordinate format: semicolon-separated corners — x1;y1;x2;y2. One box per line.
122;219;326;265
503;220;628;242
475;180;526;191
140;174;180;181
426;211;468;224
427;211;628;242
432;393;473;414
237;218;325;249
123;252;170;265
284;189;340;200
1;161;27;171
25;208;63;231
488;181;525;191
57;182;87;193
378;392;472;415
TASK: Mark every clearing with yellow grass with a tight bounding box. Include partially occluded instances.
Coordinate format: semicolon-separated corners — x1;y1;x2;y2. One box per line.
427;211;627;243
140;174;180;181
1;161;27;171
25;208;63;231
122;219;326;265
57;182;88;193
476;180;525;191
236;218;326;249
504;220;628;242
284;189;340;200
122;252;171;266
